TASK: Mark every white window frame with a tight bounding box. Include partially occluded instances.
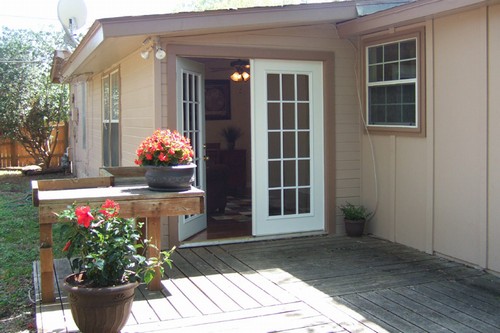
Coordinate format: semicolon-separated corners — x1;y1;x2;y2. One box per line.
363;28;425;136
102;69;121;167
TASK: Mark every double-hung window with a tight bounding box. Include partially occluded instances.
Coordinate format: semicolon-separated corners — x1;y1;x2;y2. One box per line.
364;29;425;135
102;69;120;167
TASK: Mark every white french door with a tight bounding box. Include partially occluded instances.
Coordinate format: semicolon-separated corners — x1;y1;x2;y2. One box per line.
251;59;325;236
177;58;207;241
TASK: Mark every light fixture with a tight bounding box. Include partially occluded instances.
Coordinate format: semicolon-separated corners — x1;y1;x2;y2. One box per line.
155;46;166;60
140;50;150;59
229;59;250;82
139;36;165;60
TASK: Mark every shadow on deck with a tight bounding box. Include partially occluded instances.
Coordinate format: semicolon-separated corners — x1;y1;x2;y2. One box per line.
34;235;500;333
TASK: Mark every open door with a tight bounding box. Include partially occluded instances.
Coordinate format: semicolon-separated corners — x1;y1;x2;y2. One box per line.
251;59;325;236
177;58;207;241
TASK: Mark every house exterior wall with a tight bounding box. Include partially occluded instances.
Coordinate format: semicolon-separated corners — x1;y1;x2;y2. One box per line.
361;4;500;273
70;23;360;245
161;24;359;234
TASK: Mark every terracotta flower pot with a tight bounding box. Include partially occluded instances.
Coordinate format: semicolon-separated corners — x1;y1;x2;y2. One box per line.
63;274;138;333
144;164;196;192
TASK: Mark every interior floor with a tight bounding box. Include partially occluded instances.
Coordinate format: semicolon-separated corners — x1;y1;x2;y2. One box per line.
185;194;252;242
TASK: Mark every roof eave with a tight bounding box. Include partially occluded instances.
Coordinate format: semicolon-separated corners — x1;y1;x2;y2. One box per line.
337;0;496;38
61;2;358;79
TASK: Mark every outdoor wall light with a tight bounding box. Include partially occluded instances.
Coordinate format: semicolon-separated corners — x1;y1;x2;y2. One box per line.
140;50;150;59
140;36;165;60
155;46;166;60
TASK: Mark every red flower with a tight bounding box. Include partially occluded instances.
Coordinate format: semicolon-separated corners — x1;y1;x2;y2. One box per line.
99;199;120;218
62;240;71;252
75;206;94;228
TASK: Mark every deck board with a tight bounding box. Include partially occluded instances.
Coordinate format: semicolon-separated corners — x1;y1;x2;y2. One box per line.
34;235;500;333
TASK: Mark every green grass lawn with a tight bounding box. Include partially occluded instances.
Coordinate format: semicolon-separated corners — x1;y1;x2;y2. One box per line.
0;170;69;332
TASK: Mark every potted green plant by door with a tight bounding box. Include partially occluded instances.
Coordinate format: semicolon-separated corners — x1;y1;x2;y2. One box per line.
58;199;175;333
339;202;371;237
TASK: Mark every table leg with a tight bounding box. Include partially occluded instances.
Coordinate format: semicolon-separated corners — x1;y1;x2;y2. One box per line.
147;216;162;291
40;224;55;303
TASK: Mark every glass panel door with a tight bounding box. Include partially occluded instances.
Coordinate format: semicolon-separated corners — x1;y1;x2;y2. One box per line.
252;60;324;236
177;58;207;241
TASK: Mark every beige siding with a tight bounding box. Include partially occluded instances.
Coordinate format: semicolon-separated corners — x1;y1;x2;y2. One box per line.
120;52;157;167
488;4;500;273
361;5;500;273
434;8;488;267
161;24;360;234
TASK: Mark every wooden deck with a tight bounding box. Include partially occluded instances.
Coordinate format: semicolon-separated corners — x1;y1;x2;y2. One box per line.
34;235;500;332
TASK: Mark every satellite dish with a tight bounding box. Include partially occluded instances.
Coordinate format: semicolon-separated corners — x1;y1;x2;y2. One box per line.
57;0;87;33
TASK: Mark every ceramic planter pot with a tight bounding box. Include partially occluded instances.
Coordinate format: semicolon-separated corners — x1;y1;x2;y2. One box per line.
144;163;196;192
62;274;138;333
344;218;366;237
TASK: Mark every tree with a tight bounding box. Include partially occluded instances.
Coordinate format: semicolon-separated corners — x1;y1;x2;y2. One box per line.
0;28;69;170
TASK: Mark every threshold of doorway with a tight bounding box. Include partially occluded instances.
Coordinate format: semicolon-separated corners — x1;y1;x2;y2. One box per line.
179;231;327;248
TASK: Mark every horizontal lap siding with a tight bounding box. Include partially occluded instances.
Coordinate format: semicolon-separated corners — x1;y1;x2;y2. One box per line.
120;53;157;167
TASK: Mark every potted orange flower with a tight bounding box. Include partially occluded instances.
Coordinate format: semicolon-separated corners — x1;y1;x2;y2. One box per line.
135;129;196;191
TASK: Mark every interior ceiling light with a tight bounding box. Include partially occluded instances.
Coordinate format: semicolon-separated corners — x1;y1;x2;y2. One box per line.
230;59;250;82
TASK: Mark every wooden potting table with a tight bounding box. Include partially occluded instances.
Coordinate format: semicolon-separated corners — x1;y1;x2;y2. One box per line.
32;167;204;303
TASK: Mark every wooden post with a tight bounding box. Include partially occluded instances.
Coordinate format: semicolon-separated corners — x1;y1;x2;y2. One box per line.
39;224;55;303
147;217;162;291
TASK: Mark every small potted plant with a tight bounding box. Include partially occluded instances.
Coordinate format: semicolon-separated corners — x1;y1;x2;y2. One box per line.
339;202;371;237
135;129;196;191
220;126;242;150
58;199;175;333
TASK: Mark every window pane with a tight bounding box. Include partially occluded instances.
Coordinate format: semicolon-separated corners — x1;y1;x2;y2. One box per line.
387;85;401;104
402;105;416;124
402;84;415;103
370;86;386;104
269;161;281;188
400;40;416;59
369;64;383;82
298;160;310;186
282;74;295;101
297;75;309;101
387;105;402;123
268;132;281;159
268;103;280;130
283;160;296;187
283;131;295;158
102;77;110;121
298;188;310;213
269;189;281;216
297;103;309;129
267;74;280;100
298;132;309;158
384;62;399;81
400;60;416;79
283;103;295;130
384;43;399;62
368;46;383;64
284;189;296;215
111;72;119;121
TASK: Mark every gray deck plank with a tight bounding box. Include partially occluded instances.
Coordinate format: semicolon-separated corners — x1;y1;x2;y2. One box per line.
35;236;500;333
393;286;497;333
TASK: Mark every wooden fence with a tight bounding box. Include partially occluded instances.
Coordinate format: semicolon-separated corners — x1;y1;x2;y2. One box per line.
0;124;68;168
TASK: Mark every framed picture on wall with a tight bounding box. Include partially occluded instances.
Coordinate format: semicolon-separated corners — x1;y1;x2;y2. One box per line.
205;80;231;120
